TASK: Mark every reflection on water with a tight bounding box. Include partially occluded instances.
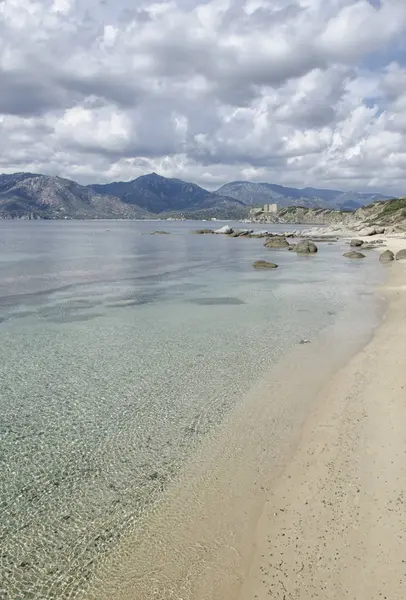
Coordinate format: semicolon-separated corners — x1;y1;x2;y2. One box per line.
0;220;383;600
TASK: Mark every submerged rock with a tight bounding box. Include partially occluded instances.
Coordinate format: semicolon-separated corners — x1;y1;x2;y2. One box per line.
252;260;278;269
263;237;290;249
343;251;366;259
229;229;253;237
350;239;364;247
379;250;394;262
150;230;170;235
361;244;379;250
396;249;406;260
295;240;318;254
193;229;214;234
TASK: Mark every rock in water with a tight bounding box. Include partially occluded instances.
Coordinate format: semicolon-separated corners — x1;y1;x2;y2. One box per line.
343;251;366;259
396;249;406;260
295;240;318;254
263;237;290;249
379;250;394;262
350;239;364;247
150;231;170;235
193;229;214;234
214;225;233;234
252;260;278;269
361;244;379;250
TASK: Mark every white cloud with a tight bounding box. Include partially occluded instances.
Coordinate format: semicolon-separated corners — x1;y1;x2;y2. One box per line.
0;0;406;194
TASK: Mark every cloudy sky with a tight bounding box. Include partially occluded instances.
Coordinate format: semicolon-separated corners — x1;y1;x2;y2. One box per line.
1;0;406;193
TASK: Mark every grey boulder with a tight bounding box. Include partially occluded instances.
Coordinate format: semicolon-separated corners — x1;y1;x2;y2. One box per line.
396;249;406;260
264;237;290;249
350;239;364;247
379;250;394;262
214;225;233;234
295;240;318;254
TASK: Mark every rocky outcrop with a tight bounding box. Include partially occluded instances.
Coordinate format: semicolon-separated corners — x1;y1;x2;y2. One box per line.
343;251;366;259
358;226;385;236
379;250;395;262
193;228;214;234
295;240;318;254
252;260;278;269
247;197;406;232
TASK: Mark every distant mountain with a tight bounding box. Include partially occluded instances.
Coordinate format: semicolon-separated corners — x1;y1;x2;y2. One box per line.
215;181;390;210
0;171;392;220
90;172;247;218
0;173;150;219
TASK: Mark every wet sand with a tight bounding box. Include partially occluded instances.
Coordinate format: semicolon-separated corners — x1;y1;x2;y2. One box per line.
239;256;406;599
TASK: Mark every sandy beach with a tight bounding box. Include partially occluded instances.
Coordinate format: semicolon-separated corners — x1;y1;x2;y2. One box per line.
239;245;406;600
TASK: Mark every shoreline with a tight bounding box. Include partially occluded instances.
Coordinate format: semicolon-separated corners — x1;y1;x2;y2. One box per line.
238;252;406;599
85;262;385;600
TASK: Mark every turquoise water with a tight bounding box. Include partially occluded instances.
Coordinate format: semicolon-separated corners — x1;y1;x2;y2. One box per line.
0;221;383;599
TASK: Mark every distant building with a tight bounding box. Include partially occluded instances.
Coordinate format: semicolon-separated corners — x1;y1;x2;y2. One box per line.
263;203;278;214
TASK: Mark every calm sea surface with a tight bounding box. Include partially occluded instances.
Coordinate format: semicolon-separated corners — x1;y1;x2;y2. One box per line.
0;220;383;599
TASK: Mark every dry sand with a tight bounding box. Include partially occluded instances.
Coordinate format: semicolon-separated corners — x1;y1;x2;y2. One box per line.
239;252;406;600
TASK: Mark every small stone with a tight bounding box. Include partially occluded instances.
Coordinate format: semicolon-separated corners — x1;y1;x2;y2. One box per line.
350;239;364;247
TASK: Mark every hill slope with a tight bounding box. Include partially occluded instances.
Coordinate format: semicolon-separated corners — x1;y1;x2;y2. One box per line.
0;173;150;219
216;181;389;210
249;198;406;231
90;173;247;218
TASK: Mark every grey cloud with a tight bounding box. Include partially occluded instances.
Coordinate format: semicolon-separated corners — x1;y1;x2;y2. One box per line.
0;0;406;196
0;68;63;116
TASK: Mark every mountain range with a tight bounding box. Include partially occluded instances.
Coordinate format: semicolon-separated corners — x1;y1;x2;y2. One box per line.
0;171;391;220
216;181;389;211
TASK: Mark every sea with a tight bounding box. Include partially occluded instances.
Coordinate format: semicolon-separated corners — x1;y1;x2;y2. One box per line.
0;220;384;600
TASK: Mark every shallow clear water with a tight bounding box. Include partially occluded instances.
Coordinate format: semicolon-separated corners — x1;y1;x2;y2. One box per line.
0;221;383;599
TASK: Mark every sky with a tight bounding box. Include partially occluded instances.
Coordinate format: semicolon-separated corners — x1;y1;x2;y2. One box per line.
1;0;406;194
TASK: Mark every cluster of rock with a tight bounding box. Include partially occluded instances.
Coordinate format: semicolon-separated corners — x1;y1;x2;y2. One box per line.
194;225;296;238
263;237;318;254
192;223;406;269
343;239;406;261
